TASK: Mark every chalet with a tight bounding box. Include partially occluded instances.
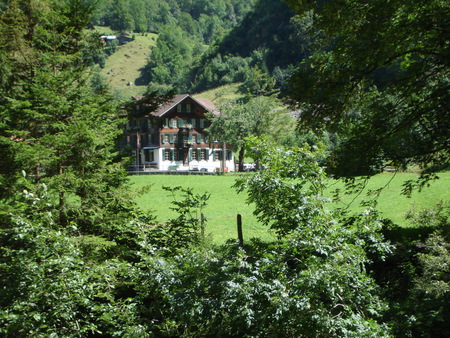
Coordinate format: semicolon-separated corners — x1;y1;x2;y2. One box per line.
122;94;235;172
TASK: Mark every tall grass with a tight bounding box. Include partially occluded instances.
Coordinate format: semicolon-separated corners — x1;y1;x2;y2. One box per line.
130;172;449;243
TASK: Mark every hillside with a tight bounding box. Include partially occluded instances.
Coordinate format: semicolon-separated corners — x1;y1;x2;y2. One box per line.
95;27;245;104
193;83;245;105
99;32;157;99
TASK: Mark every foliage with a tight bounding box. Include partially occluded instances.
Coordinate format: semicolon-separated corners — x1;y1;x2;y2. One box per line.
207;96;296;171
0;0;138;240
134;236;390;336
130;138;392;336
147;186;210;255
364;201;450;337
144;24;204;92
235;137;328;237
285;0;450;176
0;183;143;336
91;0;256;39
190;0;315;94
394;202;450;336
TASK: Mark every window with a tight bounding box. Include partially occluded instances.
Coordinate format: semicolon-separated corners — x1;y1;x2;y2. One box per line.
196;133;202;144
191;149;197;160
177;104;182;112
164;149;171;160
186;104;191;113
171;119;177;128
213;150;223;161
161;134;169;144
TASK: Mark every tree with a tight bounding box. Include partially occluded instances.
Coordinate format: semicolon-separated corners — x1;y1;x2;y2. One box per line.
145;24;203;92
207;96;295;171
131;138;391;336
0;0;136;236
285;0;450;177
108;0;134;32
0;0;151;335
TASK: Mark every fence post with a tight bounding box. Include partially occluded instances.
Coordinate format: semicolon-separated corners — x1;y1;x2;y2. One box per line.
237;214;244;247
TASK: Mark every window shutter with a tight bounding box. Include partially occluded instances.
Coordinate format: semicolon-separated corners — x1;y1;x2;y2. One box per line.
170;149;174;161
196;118;201;128
213;151;216;161
196;134;201;143
169;134;174;143
177;118;183;128
188;134;192;142
197;149;201;160
227;150;232;160
189;149;193;161
161;134;164;144
205;149;209;161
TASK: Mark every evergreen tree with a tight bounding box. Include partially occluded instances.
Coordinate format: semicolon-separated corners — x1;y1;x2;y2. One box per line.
0;0;132;234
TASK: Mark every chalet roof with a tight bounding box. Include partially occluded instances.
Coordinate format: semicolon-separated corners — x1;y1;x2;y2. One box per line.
132;94;219;117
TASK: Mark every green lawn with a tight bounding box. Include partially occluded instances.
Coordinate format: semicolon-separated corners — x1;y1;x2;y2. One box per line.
325;171;450;225
130;171;449;243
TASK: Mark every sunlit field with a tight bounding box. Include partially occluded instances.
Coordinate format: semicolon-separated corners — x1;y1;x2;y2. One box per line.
130;171;450;243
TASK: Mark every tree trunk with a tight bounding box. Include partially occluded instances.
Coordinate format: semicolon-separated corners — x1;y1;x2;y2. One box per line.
238;146;245;172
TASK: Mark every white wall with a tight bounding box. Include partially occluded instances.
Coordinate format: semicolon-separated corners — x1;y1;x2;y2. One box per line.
157;148;235;172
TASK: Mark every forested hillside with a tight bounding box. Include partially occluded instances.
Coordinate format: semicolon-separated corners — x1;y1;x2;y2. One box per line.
90;0;311;97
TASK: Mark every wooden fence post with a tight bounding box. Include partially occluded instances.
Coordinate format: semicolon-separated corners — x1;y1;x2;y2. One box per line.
237;214;244;247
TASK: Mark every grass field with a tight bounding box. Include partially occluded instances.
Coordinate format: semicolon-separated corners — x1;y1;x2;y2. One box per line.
130;171;449;243
193;83;245;105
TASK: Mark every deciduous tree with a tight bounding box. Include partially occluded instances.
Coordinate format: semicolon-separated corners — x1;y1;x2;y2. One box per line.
207;96;295;171
285;0;450;176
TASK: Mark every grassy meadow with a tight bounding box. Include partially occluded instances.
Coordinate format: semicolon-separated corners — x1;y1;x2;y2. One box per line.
99;30;158;99
130;171;449;243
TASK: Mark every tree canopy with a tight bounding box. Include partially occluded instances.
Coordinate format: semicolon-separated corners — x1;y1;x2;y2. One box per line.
207;96;296;171
285;0;450;176
0;0;133;233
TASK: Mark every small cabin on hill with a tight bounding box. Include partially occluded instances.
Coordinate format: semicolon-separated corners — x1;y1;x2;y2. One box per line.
121;94;235;172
